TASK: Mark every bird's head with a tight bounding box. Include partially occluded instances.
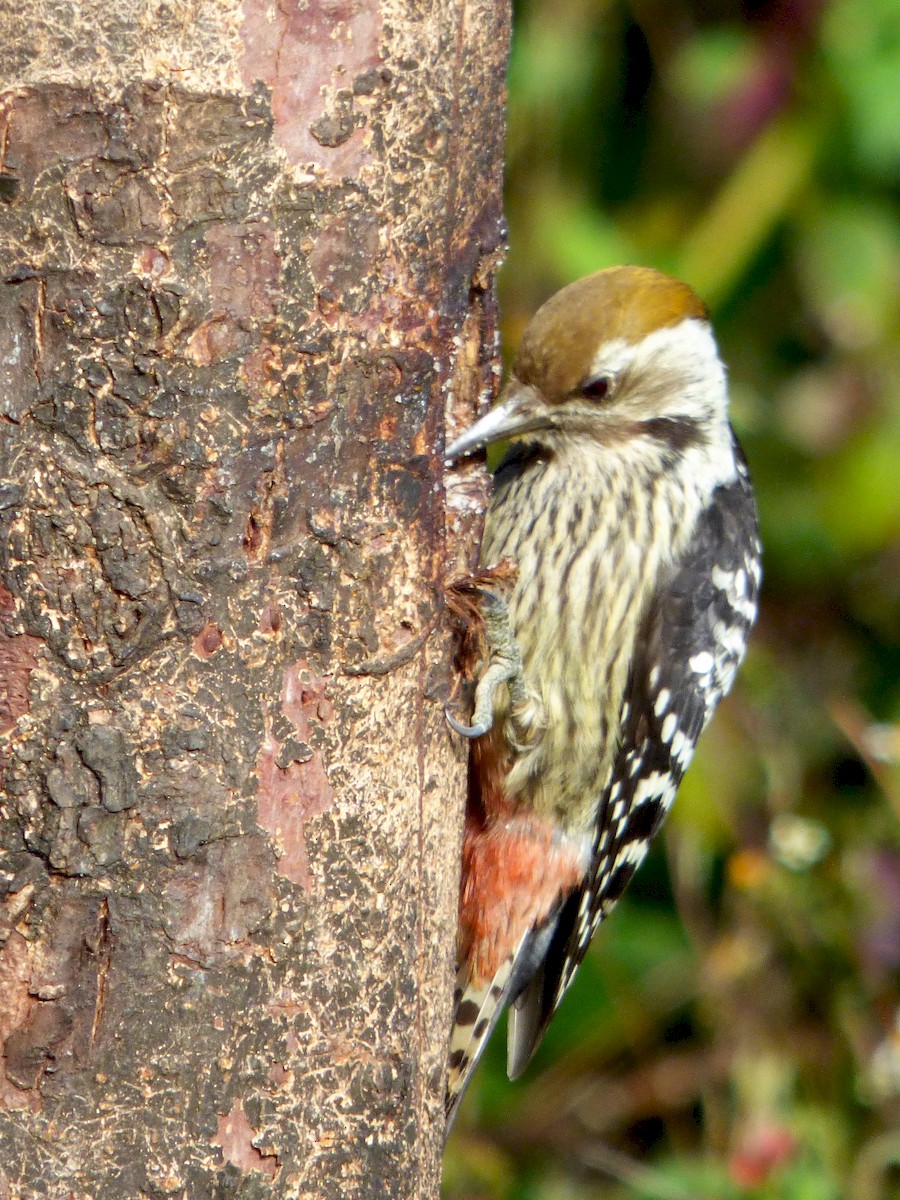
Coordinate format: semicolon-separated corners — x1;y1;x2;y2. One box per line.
447;266;728;461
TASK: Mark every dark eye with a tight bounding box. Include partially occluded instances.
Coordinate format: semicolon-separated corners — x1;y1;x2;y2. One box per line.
581;373;614;402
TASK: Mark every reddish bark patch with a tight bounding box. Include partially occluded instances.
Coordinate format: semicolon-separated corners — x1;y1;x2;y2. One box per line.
242;447;286;564
192;621;224;658
0;585;40;736
135;246;171;280
239;0;380;174
3;1001;72;1095
255;662;335;888
309;211;380;307
212;1099;279;1179
242;508;267;559
1;899;114;1106
185;223;281;366
267;1061;292;1088
0;932;40;1111
239;341;281;404
282;661;334;729
206;223;280;323
184;315;248;366
258;602;282;636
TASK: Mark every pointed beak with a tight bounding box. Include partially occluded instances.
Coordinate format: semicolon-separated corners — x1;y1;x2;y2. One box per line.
445;385;550;462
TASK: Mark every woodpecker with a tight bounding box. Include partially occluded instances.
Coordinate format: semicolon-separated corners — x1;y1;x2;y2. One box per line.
444;266;761;1125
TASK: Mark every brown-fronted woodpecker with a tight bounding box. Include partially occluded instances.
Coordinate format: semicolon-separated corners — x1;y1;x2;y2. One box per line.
444;266;761;1125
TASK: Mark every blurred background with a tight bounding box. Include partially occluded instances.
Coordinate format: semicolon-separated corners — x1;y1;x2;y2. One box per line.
444;0;900;1196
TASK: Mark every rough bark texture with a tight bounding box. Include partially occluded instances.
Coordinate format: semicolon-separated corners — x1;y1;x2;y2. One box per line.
0;2;507;1196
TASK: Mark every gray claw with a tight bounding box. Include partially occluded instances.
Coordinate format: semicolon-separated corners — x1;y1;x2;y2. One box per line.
445;707;492;739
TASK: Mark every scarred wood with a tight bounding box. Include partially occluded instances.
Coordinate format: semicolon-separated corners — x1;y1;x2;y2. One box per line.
0;0;507;1195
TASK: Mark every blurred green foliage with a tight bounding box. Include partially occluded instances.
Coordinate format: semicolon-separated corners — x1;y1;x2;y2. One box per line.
444;1;900;1196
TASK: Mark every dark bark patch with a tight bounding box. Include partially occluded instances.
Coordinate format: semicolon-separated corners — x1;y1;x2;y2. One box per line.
68;157;166;245
75;807;123;867
243;446;287;564
0;280;41;422
3;1000;72;1092
0;586;40;735
163;837;275;964
309;91;359;148
0;85;106;194
74;727;138;813
4;464;172;679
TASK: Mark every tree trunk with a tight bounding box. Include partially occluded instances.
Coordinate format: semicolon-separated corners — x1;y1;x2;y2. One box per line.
0;2;507;1195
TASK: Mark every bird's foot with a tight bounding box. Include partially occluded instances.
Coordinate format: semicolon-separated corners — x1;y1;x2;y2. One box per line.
446;583;538;742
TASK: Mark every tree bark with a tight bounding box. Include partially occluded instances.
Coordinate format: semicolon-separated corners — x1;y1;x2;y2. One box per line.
0;2;507;1196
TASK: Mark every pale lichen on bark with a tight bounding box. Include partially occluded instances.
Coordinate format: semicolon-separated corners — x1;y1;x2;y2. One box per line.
0;0;508;1195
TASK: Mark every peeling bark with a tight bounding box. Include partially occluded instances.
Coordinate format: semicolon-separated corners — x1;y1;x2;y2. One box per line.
0;0;507;1195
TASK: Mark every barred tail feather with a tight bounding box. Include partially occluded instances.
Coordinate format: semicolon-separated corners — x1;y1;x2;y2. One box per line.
446;914;565;1129
445;960;514;1129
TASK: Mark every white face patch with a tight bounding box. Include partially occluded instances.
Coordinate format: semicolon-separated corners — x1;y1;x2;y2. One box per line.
588;317;727;423
580;316;738;498
587;336;633;386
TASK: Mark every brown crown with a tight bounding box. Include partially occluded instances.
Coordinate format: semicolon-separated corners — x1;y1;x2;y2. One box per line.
514;266;709;401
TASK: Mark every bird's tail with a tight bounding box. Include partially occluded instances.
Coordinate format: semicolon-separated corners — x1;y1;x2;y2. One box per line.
445;913;565;1131
445;958;515;1130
